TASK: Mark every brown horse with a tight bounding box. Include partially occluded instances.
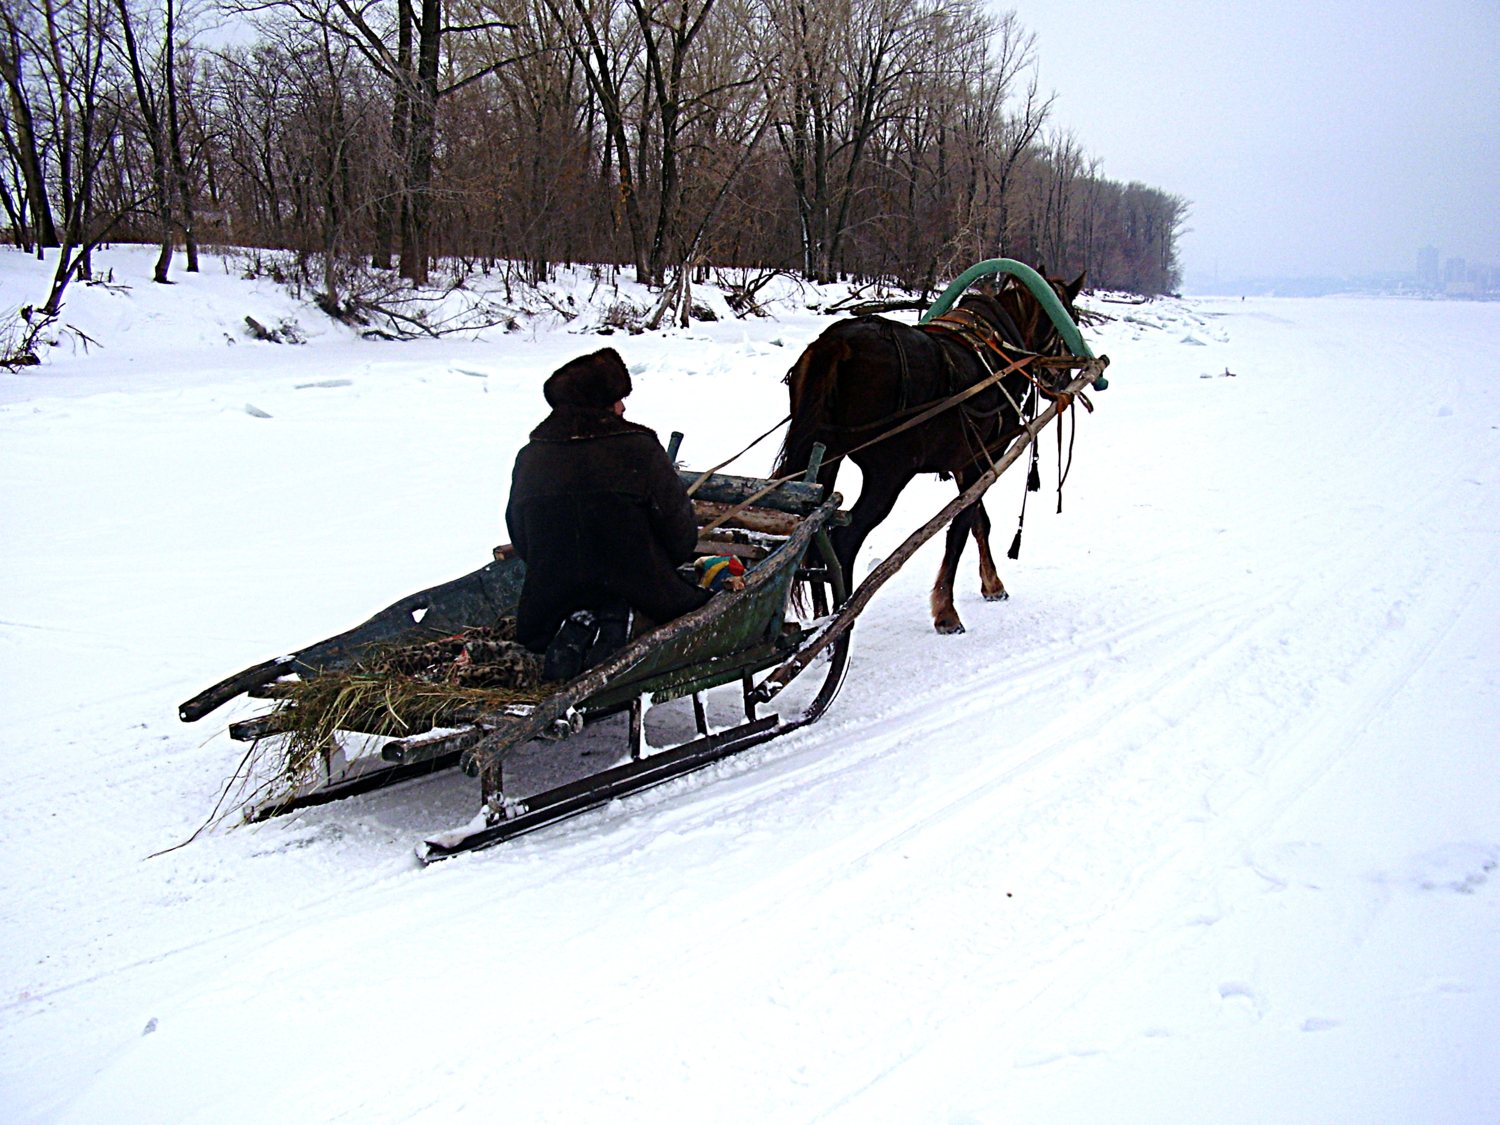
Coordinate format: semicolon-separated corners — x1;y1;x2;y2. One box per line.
773;272;1084;633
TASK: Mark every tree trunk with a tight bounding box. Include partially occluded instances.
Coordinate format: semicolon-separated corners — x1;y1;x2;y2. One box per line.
0;22;58;249
541;0;651;281
113;0;173;283
398;0;440;286
164;0;197;271
374;0;413;271
0;173;24;248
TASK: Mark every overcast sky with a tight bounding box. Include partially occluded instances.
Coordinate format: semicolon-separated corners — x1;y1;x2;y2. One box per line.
1003;0;1500;284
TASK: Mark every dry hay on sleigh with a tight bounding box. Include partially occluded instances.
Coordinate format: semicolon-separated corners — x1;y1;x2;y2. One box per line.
246;619;549;802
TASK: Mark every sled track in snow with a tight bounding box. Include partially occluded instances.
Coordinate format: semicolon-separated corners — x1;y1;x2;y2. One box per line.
435;562;1499;1115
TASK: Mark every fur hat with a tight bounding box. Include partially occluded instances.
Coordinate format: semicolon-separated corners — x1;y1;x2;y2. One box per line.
543;348;632;409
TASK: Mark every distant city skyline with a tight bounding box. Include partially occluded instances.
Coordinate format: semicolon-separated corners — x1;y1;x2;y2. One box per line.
1184;244;1499;298
1003;0;1499;285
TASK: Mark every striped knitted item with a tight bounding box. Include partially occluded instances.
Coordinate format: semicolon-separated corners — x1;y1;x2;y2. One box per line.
696;555;746;590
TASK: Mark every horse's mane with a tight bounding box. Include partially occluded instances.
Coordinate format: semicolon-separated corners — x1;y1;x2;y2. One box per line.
990;271;1085;355
954;292;1025;350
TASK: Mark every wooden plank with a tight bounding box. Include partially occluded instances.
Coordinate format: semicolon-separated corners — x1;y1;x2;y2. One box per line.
246;749;467;822
179;557;527;723
246;681;299;699
228;714;286;742
694;539;767;559
382;726;489;765
583;640;784;710
692;500;800;536
179;657;292;722
679;470;823;514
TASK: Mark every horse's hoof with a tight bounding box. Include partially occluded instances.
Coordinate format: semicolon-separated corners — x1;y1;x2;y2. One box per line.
934;619;966;635
983;589;1010;602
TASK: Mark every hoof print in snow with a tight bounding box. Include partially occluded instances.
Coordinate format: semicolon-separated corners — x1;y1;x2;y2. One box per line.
1217;981;1263;1019
1409;845;1498;894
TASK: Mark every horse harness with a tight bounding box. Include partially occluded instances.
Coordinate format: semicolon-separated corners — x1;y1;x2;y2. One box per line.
921;307;1087;439
824;309;1086;444
700;310;1095;539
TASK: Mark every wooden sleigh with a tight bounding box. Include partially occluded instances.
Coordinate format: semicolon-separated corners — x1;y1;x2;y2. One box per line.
179;454;854;861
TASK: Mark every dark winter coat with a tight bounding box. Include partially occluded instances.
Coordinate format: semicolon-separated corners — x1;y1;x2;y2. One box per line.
506;407;710;652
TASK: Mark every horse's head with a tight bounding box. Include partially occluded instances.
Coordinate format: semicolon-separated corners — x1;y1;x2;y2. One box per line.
993;269;1085;355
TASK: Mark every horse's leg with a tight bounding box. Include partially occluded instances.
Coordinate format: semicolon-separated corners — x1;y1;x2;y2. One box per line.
829;459;911;583
931;494;981;634
972;499;1009;601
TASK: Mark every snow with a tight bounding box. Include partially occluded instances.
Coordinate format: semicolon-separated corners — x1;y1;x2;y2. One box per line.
2;246;1498;1123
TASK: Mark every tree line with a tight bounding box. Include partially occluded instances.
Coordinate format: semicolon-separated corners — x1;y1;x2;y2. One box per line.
1;0;1188;326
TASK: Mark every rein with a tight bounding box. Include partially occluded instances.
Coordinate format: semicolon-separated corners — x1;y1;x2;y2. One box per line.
684;413;791;496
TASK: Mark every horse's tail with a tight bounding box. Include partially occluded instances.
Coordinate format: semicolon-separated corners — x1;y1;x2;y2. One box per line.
774;334;849;480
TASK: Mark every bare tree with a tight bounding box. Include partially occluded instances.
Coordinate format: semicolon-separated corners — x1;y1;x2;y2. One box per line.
162;0;197;268
0;0;1186;313
112;0;177;280
0;0;59;249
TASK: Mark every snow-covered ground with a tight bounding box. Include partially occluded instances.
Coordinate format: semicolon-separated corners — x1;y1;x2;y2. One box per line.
2;246;1497;1123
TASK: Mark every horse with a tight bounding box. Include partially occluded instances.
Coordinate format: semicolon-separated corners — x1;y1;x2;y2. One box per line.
772;271;1085;634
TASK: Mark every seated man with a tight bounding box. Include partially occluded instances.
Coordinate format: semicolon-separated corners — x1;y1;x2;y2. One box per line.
506;348;711;680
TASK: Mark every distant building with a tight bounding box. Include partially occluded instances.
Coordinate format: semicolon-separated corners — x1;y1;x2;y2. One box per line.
1445;256;1476;295
1418;246;1440;289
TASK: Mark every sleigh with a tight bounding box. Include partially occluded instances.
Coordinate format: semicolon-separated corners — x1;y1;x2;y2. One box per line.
179;452;855;861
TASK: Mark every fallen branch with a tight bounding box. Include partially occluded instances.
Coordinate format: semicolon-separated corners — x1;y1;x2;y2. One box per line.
828;297;929;317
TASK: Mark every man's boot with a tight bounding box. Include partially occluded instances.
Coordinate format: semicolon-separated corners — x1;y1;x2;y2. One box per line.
584;601;632;670
543;609;597;682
